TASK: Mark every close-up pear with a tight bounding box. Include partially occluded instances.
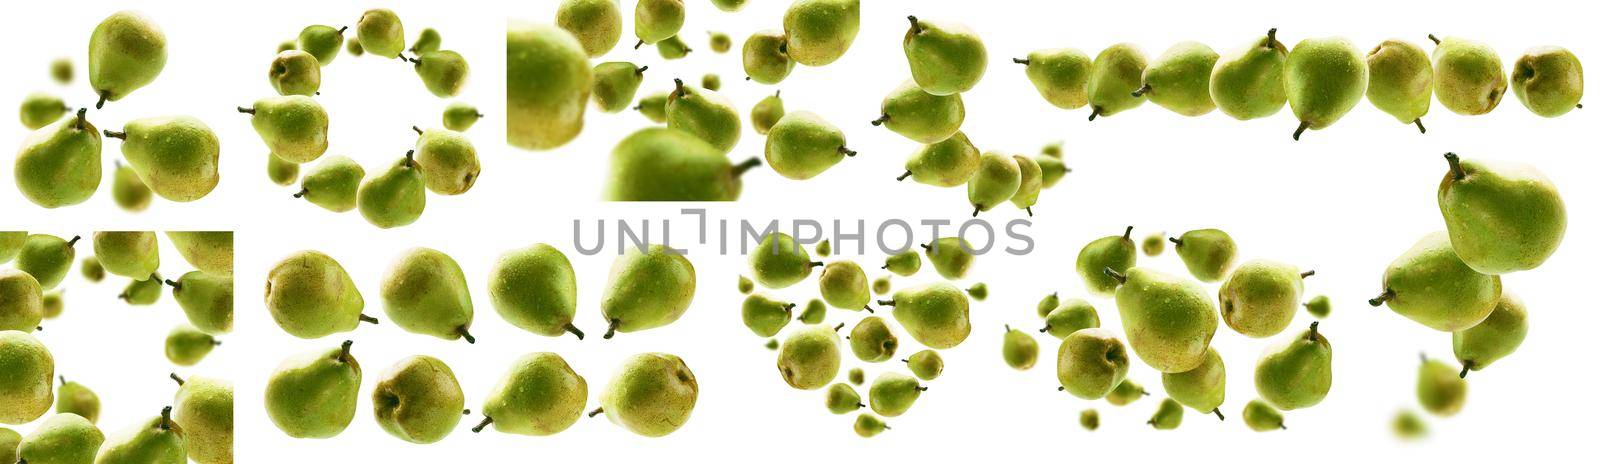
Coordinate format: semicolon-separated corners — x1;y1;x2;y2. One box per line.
902;16;987;95
120;274;164;306
15;234;79;290
1002;325;1039;370
89;11;166;108
1075;226;1136;295
1085;43;1147;120
819;261;870;311
1430;35;1507;115
111;163;152;212
507;22;592;151
163;325;220;366
409;50;470;98
824;383;862;414
881;250;921;277
169;375;232;464
265;341;361;438
1162;347;1226;419
1369;231;1500;332
265;250;371;339
488;244;583;339
777;325;842;390
881;282;971;349
1366;39;1433;132
474;352;587;436
604;127;757;201
240;95;328;163
904;350;943;381
165;231;231;276
873;79;965;144
411;127;480;195
765;111;855;180
742;30;795;84
1015;48;1091;109
1254;322;1332;410
655;36;692;59
556;0;622;57
1511;46;1584;117
268;50;321;96
1148;398;1184;430
167;270;233;334
666;79;742;153
1055;328;1130;399
1009;155;1043;215
596;353;697;437
14;109;102;208
1304;295;1331;318
798;299;825;324
633;0;684;46
356;8;405;58
849;317;898;363
1437;153;1565;274
1040;298;1099;339
372;356;465;444
1105;379;1148;406
1286;37;1368;140
1242;399;1286;431
17;413;102;463
104;116;222;202
853;413;888;437
750;90;785;135
1218;260;1312;338
357;153;427;229
591;62;648;113
442;102;482;131
0;270;43;332
1211;29;1288;120
599;245;696;338
19;92;69;130
1170;228;1236;282
783;0;860;66
1416;355;1467;417
1135;41;1219;116
0;331;53;424
295;155;365;212
296;25;346;65
93;406;185;464
267;154;298;186
380;248;475;343
1108;266;1218;373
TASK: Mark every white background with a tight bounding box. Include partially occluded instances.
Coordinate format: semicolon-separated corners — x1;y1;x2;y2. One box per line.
3;0;1595;461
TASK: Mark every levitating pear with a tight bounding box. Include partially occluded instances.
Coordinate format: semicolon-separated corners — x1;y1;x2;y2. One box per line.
111;163;150;213
666;79;742;153
902;16;987;95
1366;40;1433;132
1242;399;1286;431
488;244;583;339
599;245;696;338
880;282;971;349
818;261;870;311
507;22;592;151
1170;228;1236;282
17;413;102;463
411;127;480;195
267;154;298;186
240;96;328;164
900;131;978;187
93;406;185;464
371;356;465;444
605;128;756;201
1511;47;1584;117
1211;29;1288;120
410;29;441;55
742;30;795;84
598;353;697;437
750;232;819;288
776;325;840;390
168;375;231;464
1040;298;1099;339
853;414;888;437
409;50;470;98
120;274;164;305
265;250;371;339
1430;35;1506;115
1075;226;1136;296
872;80;964;144
868;373;924;417
591;62;648;113
164;325;220;366
296;155;364;212
882;250;921;277
91;231;159;280
15;235;79;290
89;11;167;108
655;36;692;59
765;111;854;180
1254;322;1332;410
783;0;861;67
750;91;785;135
741;294;793;338
1438;153;1565;274
442;102;482;131
56;377;102;426
0;270;42;333
1135;41;1219;116
1453;293;1527;377
296;25;346;65
1105;379;1148;406
1108;267;1218;373
264;341;361;438
849;316;898;363
1369;232;1500;332
1009;155;1043;215
967;151;1020;216
357;153;427;229
473;352;587;436
268;50;321;96
1162;347;1226;419
1086;43;1147;120
824;384;862;414
633;0;684;46
19;93;69;130
556;0;622;57
1147;398;1184;430
1218;260;1312;338
106;116;221;202
1416;356;1467;417
1001;325;1039;370
1015;48;1091;109
356;9;405;58
0;332;52;425
380;248;475;343
14;109;101;208
1287;37;1368;140
921;237;973;280
904;350;943;381
1055;328;1129;399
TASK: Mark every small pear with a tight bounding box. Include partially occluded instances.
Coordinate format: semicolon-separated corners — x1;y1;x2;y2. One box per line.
14;110;101;208
411;127;480;195
1107;267;1218;373
1080;409;1100;430
740;294;793;338
1254;322;1332;410
921;237;974;280
904;349;943;381
15;234;79;290
0;331;53;425
168;375;231;464
409;50;470;97
597;353;697;437
1148;398;1184;430
1211;29;1288;120
1134;41;1219;116
1;427;19;463
93;406;185;464
442;102;482;131
1170;228;1236;282
104;116;221;202
1086;43;1147;120
881;282;971;349
634;92;670;122
1015;48;1091;109
707;33;731;54
372;356;465;444
1009;155;1043;214
268;50;321;96
267;154;298;186
488;244;583;339
633;0;684;45
163;325;220;366
265;250;372;339
1162;347;1226;419
356;9;405;58
1037;155;1070;189
600;245;696;338
872;79;965;144
1242;399;1286;431
853;413;888;437
899;131;979;187
166;271;233;334
295;155;365;212
1040;298;1099;339
849;317;898;363
819;261;870;311
749;232;820;289
88;11;166;108
1035;292;1060;318
1218;260;1312;338
264;341;362;438
40;291;62;320
666;79;742;153
165;231;231;277
380;248;475;343
240;95;328;163
556;0;622;57
776;325;841;390
967;151;1020;215
824;383;862;414
357;153;427;229
1369;232;1500;331
847;368;864;385
1287;37;1368;140
19;92;69;130
409;28;441;55
742;30;795;84
1437;153;1565;274
1055;328;1130;399
1392;409;1428;440
868;372;925;417
655;36;692;59
783;0;861;66
120;274;164;306
1002;325;1039;370
798;299;826;324
901;16;987;96
17;413;102;462
1453;293;1528;377
1105;379;1148;406
507;22;592;151
346;39;363;56
882;250;922;277
750;91;785;135
591;62;648;113
0;232;25;264
965;282;988;301
51;58;74;84
1416;355;1467;417
1075;226;1136;295
1366;39;1434;132
1511;46;1584;117
605;127;757;201
1430;35;1507;115
296;25;346;65
474;353;587;436
1303;295;1331;318
1141;232;1165;256
737;276;755;294
79;257;105;283
0;270;43;332
815;239;832;257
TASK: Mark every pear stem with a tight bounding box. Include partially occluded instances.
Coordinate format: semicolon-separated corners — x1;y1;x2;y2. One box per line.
587;407;605;417
1459;361;1474;378
338;340;354;361
1266;28;1278;44
604;318;620;339
293;188;309;199
1088;106;1102;121
1428;34;1441;45
1169;237;1183;246
1368;289;1394;306
73;108;89;131
731;157;762;177
1444;152;1465;180
1122;226;1133;240
565;323;586;340
833;322;846;332
160;406;173;430
871;115;889;126
96;91;109;109
471;416;493;433
1292;121;1310;140
1300;270;1315;279
971;205;982;217
1026;207;1034;217
1013;58;1029;65
1103;267;1127;284
634;40;644;49
359;314;379;324
1131;84;1152;98
1413;118;1427;134
337;26;348;34
862;305;874;313
103;130;126;139
897;170;912;181
164;279;181;290
1212;408;1225;421
404;150;416;168
1306;321;1320;340
839;146;856;157
68;235;81;247
673;78;686;97
907;16;922;34
237;106;255;115
877;299;896;307
1039;325;1050;333
412;126;423;135
170;373;184;386
636;65;649;75
457;326;476;344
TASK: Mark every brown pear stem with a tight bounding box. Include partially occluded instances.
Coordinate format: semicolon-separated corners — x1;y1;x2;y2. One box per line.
338;340;354;361
636;65;649;75
1122;226;1133;240
587;407;605;417
1444;152;1465;180
160;406;173;430
1039;325;1050;333
96;91;109;109
1212;408;1225;421
1026;207;1034;217
897;170;912;181
1088;106;1102;121
471;416;493;433
877;300;896;307
1300;270;1315;279
1428;34;1441;45
1459;361;1474;378
293;188;309;198
839;146;856;157
412;126;423;135
170;373;185;386
1131;84;1152;98
833;322;845;332
1266;28;1278;44
73;108;88;131
337;26;348;34
565;323;585;340
673;78;686;97
863;305;874;313
457;326;476;344
871;114;889;126
404;149;416;168
67;235;81;247
164;279;181;290
237;106;255;114
1306;321;1320;341
907;16;922;34
1169;237;1183;246
1292;121;1310;140
1013;58;1029;65
359;314;379;324
604;318;620;339
971;205;982;217
1103;268;1127;285
1369;289;1394;306
103;130;126;139
731;157;762;177
634;40;644;49
1413;118;1427;134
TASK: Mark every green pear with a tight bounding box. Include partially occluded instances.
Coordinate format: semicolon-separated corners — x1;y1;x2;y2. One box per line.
1254;322;1332;410
409;50;469;97
410;28;441;55
742;30;795;84
605;127;757;201
967;151;1020;215
1002;325;1039;370
15;235;79;290
1453;292;1528;377
1511;46;1584;117
51;58;73;84
1303;295;1332;318
633;0;684;45
278;40;296;53
965;282;988;301
507;22;592;151
17;413;102;463
14;110;102;208
166;271;231;334
873;274;891;292
815;239;832;257
1369;232;1501;331
267;153;298;186
1134;41;1219;116
473;353;587;436
1037;155;1070;189
164;231;232;276
749;232;820;288
600;245;696;338
1148;398;1184;430
1009;155;1043;214
1015;48;1091;109
1170;228;1236;282
0;232;25;264
268;50;320;96
19;93;69;130
872;79;964;144
592;62;648;113
556;0;622;57
1040;298;1099;339
355;9;404;58
1086;43;1147;120
750;91;785;135
783;0;860;66
265;341;361;438
921;237;973;280
442;102;482;131
1035;292;1060;318
40;291;62;320
655;36;692;59
1055;328;1129;399
1416;355;1467;417
597;353;697;437
1105;379;1148;406
0;331;53;425
163;325;220;366
1079;409;1100;430
380;248;475;343
295;156;365;212
798;298;826;324
847;368;864;385
635;92;670;123
709;33;732;53
1438;153;1565;274
79;257;105;283
819;261;870;311
853;414;888;437
904;349;943;381
91;231;158;281
1219;260;1313;338
168;375;231;464
240;95;328;163
849;317;898;362
88;11;166;108
1075;226;1136;295
357;153;427;229
899;131;979;187
1366;39;1433;132
1107;267;1218;373
1242;399;1286;431
1430;35;1507;115
881;282;970;349
1141;232;1165;256
296;25;346;65
737;276;754;294
1392;409;1428;440
265;250;372;339
2;427;18;463
666;79;741;153
93;406;184;464
777;325;841;390
824;383;863;414
0;270;42;332
488;244;583;339
345;36;364;56
119;274;164;306
1211;29;1288;120
104;116;221;202
868;372;924;417
711;0;745;11
882;250;922;277
372;356;465;444
902;16;987;96
741;294;793;337
1162;347;1226;419
411;127;479;195
1287;37;1368;140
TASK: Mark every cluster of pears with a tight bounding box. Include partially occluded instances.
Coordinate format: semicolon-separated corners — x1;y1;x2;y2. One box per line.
249;10;482;229
15;11;227;211
738;232;988;437
1017;29;1583;139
